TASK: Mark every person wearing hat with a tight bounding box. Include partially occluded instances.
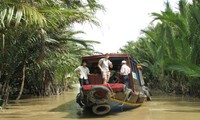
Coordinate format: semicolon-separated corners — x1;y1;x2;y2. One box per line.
98;53;113;84
120;60;131;88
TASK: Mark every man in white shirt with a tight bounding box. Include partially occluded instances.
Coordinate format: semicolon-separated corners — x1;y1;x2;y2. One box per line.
120;60;131;88
75;61;90;86
98;54;113;84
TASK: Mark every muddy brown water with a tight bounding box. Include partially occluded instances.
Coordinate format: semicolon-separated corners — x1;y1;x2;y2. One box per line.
0;85;200;120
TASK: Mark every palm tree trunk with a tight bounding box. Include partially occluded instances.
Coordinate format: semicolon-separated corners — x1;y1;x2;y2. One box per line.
1;73;11;105
16;63;26;100
4;86;10;105
0;34;5;89
38;28;46;63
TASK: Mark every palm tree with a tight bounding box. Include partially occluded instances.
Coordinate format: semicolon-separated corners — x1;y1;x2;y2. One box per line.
0;0;103;103
121;0;200;96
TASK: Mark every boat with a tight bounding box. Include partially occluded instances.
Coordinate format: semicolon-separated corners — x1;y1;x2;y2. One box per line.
76;54;151;115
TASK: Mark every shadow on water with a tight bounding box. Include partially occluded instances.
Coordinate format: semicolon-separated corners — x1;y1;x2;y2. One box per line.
49;99;139;119
152;95;200;108
165;109;200;113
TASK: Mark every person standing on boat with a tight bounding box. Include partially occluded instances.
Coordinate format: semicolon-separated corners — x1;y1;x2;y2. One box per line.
98;53;113;84
75;61;90;86
120;60;131;88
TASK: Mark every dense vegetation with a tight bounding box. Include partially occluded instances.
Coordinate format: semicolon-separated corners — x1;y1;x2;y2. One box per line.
121;0;200;97
0;0;103;104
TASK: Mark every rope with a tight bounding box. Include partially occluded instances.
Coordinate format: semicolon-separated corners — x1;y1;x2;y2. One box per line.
111;98;142;106
119;91;130;111
115;88;141;111
107;83;114;95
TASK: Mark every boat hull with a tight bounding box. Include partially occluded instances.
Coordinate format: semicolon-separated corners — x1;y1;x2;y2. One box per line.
76;85;147;115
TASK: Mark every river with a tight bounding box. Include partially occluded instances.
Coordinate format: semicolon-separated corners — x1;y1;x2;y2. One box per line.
0;85;200;120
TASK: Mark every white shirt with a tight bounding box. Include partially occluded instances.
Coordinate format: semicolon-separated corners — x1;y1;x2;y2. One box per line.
120;64;130;75
75;66;90;79
99;58;111;71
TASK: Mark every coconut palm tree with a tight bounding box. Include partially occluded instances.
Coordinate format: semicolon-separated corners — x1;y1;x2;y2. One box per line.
121;0;200;96
0;0;103;103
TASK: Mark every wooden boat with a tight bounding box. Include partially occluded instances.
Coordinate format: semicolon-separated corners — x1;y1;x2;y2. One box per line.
76;54;151;115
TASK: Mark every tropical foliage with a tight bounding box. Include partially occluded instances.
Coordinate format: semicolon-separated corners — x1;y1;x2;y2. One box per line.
0;0;103;104
121;0;200;97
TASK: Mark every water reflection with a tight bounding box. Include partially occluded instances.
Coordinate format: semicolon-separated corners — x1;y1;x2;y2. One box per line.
0;88;200;120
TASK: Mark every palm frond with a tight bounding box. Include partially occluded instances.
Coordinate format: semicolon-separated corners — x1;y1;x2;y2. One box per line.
168;63;200;78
